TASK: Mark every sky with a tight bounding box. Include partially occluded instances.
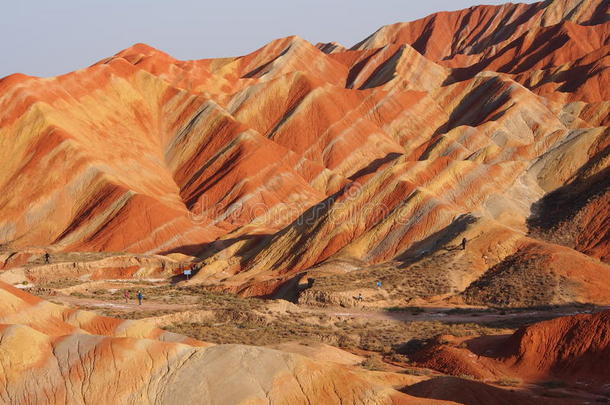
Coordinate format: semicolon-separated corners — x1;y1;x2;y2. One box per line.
2;0;537;78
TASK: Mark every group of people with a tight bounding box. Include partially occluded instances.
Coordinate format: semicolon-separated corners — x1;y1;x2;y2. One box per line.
40;241;469;309
116;262;199;307
353;238;469;304
123;290;144;305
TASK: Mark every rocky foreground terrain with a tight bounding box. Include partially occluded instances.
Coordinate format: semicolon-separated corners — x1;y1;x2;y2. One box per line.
0;0;609;403
1;281;609;404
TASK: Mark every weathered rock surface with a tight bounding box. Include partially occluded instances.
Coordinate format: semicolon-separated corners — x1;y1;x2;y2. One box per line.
0;0;608;303
412;310;610;389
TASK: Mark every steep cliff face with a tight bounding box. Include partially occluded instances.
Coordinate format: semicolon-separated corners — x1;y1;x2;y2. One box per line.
0;0;608;302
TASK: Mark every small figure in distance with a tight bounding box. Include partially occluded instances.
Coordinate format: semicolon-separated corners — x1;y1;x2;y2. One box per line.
357;293;363;302
44;252;50;264
137;290;143;306
183;265;194;280
461;237;467;251
376;280;382;289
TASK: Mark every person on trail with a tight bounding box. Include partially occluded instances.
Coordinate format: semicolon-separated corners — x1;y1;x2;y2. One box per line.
461;238;467;251
376;280;382;289
357;293;363;302
137;291;143;306
44;253;50;264
124;290;129;303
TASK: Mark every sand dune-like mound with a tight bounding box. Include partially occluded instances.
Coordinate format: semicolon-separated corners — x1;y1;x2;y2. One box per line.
2;329;445;405
503;310;610;384
0;282;454;405
412;310;610;389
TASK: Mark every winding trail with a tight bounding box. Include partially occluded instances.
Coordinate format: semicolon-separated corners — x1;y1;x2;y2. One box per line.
47;295;198;312
318;305;610;325
45;292;609;327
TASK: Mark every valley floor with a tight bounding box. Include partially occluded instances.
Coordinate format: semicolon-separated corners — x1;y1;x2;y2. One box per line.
22;278;609;404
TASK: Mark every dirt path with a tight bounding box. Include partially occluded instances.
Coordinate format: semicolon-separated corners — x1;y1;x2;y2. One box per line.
46;291;608;327
317;305;608;325
47;295;198;312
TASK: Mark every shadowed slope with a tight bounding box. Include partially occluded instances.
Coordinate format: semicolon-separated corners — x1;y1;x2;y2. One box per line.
353;0;608;61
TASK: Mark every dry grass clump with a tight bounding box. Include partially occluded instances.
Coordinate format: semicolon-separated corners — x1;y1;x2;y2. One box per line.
538;380;568;389
165;313;337;346
36;278;82;289
78;306;176;320
495;377;522;387
360;355;387;371
300;251;475;307
462;253;575;307
402;367;433;376
166;306;503;358
56;282;508;364
26;251;125;266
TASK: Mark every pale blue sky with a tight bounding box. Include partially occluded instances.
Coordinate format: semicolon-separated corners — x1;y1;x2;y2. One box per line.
2;0;537;78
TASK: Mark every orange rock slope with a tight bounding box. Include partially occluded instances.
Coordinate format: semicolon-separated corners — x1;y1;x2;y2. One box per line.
411;310;610;391
0;0;608;301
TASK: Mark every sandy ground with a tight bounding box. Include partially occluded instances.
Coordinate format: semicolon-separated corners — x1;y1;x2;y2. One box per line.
320;306;608;324
48;294;198;312
46;292;607;326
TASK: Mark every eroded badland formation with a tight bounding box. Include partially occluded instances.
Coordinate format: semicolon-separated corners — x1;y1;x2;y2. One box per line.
0;0;609;403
